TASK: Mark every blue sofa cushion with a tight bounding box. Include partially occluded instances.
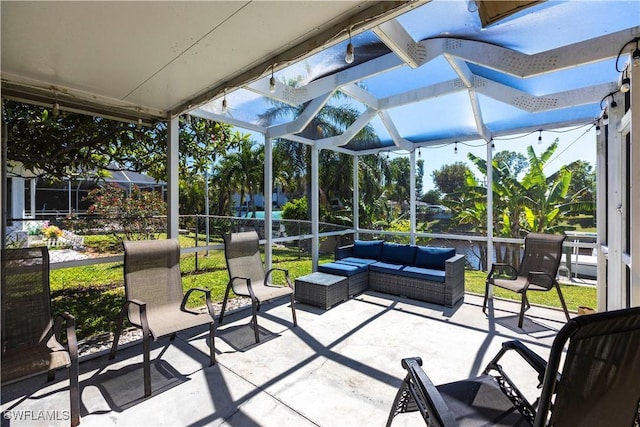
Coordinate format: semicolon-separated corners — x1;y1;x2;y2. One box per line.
338;257;377;266
369;261;404;274
318;261;368;277
353;240;384;259
381;242;417;265
414;247;455;270
400;266;446;283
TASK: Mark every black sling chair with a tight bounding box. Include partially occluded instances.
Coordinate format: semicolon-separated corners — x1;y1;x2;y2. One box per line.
387;306;640;426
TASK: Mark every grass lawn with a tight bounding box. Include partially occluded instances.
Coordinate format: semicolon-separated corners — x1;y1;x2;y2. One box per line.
464;269;597;312
50;243;596;341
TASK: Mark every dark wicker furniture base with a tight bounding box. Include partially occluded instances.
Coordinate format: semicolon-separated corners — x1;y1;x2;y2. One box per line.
368;254;465;307
347;271;369;296
295;272;349;309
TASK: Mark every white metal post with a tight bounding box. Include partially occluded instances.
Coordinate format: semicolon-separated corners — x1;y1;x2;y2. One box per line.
409;150;416;245
264;133;273;269
607;92;624;310
596;117;608;312
167;117;180;239
486;139;494;297
630;62;640;307
311;146;319;271
30;179;36;218
353;154;359;240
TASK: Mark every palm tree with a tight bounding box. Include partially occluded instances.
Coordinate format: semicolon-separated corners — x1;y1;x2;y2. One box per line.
258;84;383;222
217;140;264;217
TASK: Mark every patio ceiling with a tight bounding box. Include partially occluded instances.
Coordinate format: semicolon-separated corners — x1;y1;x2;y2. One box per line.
190;0;640;153
2;1;639;152
0;1;417;126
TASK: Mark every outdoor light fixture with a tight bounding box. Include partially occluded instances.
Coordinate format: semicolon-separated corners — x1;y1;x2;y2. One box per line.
603;112;609;126
345;27;355;64
538;130;542;144
467;0;478;13
621;69;631;93
221;91;228;114
610;95;617;109
418;148;422;158
454;142;458;154
269;65;276;93
595;125;601;136
633;39;640;67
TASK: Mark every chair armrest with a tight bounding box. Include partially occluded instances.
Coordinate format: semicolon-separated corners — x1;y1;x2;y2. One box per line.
485;340;547;385
121;299;150;335
53;312;78;361
526;271;554;290
335;244;354;260
401;357;459;426
487;263;518;280
265;267;292;287
181;287;216;318
229;276;256;300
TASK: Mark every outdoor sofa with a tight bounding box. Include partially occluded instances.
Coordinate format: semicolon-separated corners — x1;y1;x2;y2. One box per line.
318;240;465;307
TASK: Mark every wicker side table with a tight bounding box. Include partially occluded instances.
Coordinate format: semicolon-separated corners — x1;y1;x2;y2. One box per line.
295;272;348;310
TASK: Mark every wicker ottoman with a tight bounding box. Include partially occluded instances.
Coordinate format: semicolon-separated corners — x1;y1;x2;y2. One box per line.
318;261;369;296
295;272;348;309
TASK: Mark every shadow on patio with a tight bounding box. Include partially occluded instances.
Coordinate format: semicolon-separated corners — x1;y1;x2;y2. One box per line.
1;293;569;426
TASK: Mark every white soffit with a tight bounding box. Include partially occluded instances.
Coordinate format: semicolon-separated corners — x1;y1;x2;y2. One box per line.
0;1;419;121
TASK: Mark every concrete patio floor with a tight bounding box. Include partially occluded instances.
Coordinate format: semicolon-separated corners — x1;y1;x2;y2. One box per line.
1;292;571;427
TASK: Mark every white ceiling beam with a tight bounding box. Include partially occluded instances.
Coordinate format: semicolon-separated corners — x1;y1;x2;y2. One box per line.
277;134;316;146
475;77;618;113
316;108;378;149
340;84;380;110
378;110;413;151
379;78;464;110
373;19;427;69
443;54;474;88
266;91;334;139
467;90;492;142
248;53;404;106
189;108;266;133
436;26;640;78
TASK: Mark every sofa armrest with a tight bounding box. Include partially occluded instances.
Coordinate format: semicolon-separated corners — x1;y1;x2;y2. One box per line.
444;254;465;306
335;244;354;260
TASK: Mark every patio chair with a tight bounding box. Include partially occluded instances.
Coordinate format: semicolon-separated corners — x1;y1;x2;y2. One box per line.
221;231;297;343
483;233;570;328
387;306;640;427
1;247;80;426
109;239;216;397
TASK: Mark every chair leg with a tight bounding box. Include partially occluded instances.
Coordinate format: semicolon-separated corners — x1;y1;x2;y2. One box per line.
251;299;260;343
219;284;232;324
109;306;127;360
386;376;412;427
482;280;490;314
143;333;151;397
290;294;297;327
69;357;80;427
555;283;571;322
250;298;260;343
209;322;216;366
518;292;528;328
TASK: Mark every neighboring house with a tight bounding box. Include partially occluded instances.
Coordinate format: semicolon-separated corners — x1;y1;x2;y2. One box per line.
6;162;165;221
